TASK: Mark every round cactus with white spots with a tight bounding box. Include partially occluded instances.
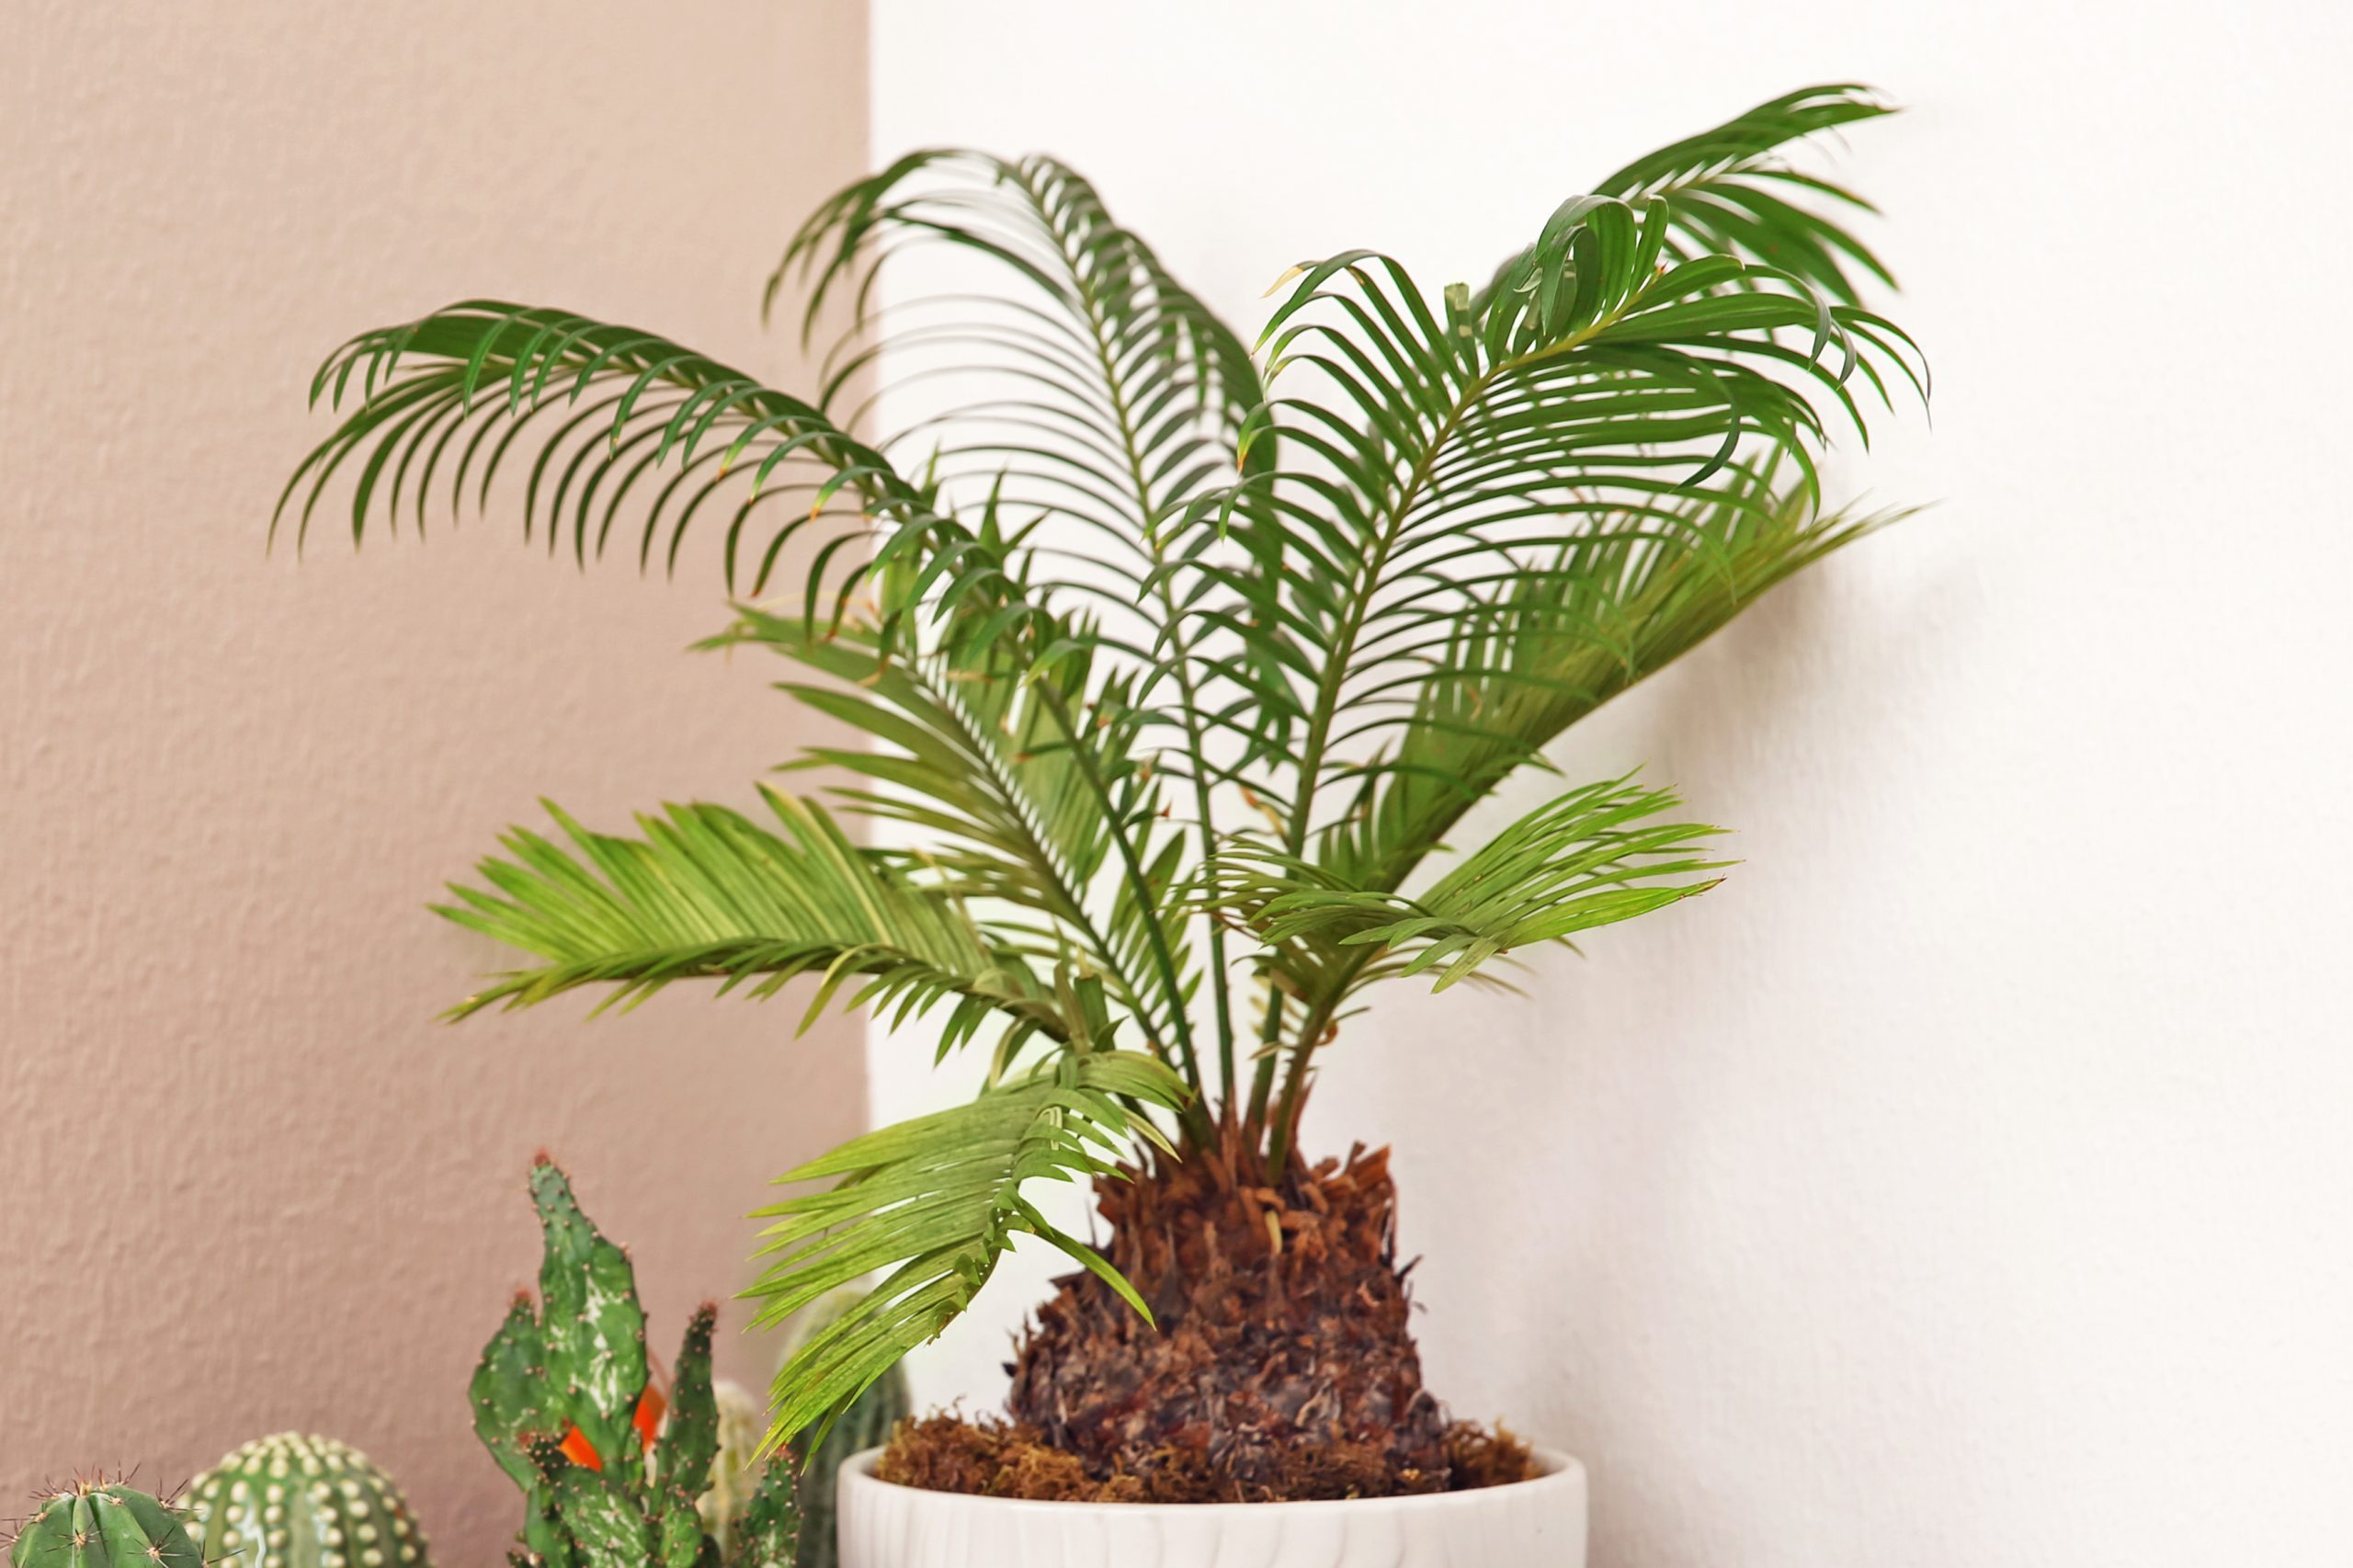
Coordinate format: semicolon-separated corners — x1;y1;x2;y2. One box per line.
182;1434;430;1568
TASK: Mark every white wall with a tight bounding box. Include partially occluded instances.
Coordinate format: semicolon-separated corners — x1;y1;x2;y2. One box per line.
867;3;2353;1564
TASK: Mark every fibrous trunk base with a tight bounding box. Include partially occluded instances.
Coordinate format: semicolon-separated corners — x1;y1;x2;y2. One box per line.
878;1138;1530;1504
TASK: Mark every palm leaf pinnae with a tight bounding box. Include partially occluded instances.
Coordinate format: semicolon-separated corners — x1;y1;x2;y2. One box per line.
435;787;1072;1053
1218;776;1727;1166
710;602;1195;1068
278;300;1060;646
1317;457;1915;894
748;1047;1188;1454
779;151;1270;1100
1233;777;1725;1006
1594;83;1906;309
777;151;1262;554
1226;192;1919;871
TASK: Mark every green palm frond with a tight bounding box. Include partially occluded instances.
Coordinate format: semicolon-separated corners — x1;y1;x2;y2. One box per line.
1229;778;1724;1014
1594;83;1904;309
1199;162;1921;863
278;301;999;613
435;788;1069;1051
748;1046;1188;1449
721;605;1123;919
1318;457;1910;892
778;150;1266;556
709;599;1199;1068
779;151;1277;1094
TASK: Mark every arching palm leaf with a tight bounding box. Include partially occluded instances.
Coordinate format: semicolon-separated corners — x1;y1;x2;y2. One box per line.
748;1046;1188;1452
1227;778;1724;1018
709;598;1199;1072
437;788;1069;1053
777;150;1265;566
1317;458;1912;892
779;152;1274;1092
1595;83;1904;309
1215;190;1916;852
279;301;1063;661
1219;775;1726;1167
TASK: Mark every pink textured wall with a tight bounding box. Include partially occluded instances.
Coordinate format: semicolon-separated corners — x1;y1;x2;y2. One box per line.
1;2;870;1554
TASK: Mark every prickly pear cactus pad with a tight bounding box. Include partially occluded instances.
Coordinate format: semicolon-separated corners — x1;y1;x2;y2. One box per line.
8;1481;202;1568
184;1434;430;1568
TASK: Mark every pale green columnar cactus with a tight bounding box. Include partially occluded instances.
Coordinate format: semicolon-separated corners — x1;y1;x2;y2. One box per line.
8;1481;201;1568
695;1381;766;1559
779;1290;912;1568
183;1434;430;1568
690;1294;907;1568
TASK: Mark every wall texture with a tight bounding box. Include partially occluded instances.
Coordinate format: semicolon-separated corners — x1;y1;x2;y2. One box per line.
1;2;870;1553
869;3;2353;1565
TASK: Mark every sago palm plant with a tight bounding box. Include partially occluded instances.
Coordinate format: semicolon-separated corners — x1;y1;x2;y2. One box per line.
279;85;1922;1500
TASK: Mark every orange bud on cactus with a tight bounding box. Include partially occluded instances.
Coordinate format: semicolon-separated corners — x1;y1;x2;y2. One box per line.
558;1385;666;1470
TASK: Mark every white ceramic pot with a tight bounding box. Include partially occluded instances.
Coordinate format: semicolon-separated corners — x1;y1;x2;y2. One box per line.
835;1445;1586;1568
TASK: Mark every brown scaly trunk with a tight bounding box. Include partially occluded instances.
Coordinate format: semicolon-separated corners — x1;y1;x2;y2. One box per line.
879;1131;1529;1503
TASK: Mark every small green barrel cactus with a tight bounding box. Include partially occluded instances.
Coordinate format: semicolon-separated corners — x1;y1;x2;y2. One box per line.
8;1481;201;1568
184;1434;430;1568
779;1290;912;1568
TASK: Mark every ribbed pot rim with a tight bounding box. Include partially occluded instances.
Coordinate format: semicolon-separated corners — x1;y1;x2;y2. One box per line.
838;1445;1583;1517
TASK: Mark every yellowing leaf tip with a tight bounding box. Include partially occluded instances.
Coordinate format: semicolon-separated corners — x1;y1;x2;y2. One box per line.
1261;263;1309;299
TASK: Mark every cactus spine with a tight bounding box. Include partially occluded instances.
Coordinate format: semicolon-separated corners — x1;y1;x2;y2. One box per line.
779;1290;913;1568
183;1433;429;1568
472;1156;797;1568
8;1481;201;1568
